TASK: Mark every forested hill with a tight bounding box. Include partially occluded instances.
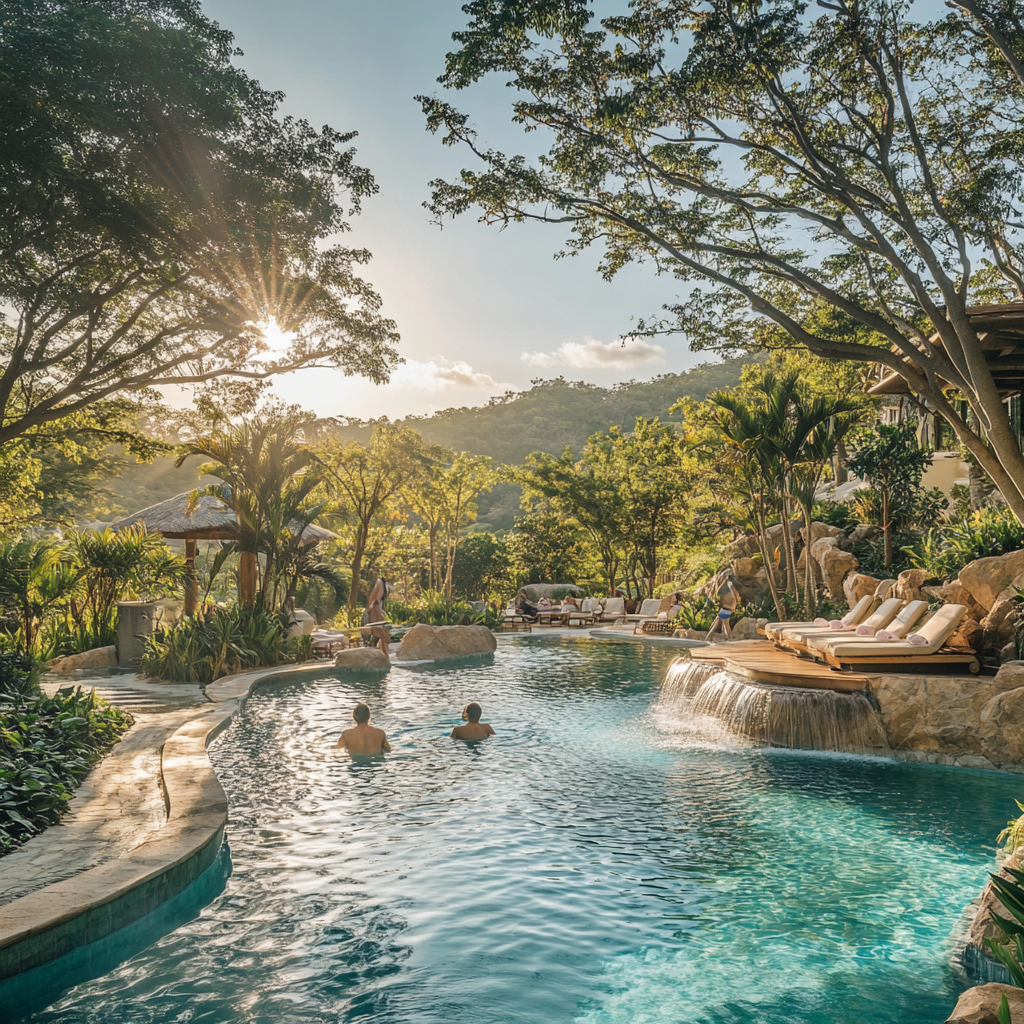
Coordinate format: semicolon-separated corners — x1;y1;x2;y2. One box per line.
329;356;754;466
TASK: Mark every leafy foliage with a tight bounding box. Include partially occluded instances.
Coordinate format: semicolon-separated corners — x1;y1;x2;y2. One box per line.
0;687;130;855
904;506;1024;580
140;602;301;684
984;863;1024;988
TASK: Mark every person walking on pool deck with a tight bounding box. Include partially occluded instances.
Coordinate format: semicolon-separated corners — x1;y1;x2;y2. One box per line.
360;575;392;663
450;702;495;741
706;574;740;641
337;703;392;755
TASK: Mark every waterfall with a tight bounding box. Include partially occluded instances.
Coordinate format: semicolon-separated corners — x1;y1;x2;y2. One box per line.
657;658;892;757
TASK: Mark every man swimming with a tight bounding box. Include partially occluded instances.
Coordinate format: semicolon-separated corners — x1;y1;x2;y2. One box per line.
337;702;392;755
450;702;495;741
360;575;392;663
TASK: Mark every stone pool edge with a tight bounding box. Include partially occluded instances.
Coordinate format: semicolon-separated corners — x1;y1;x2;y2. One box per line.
0;662;328;983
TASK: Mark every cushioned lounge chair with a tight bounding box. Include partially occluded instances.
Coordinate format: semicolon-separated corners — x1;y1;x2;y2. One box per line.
598;597;626;623
762;593;874;640
806;600;929;654
778;597;904;648
626;598;666;622
821;604;978;672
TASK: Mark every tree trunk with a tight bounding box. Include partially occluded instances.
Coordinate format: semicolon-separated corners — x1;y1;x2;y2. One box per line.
238;551;258;607
802;507;816;617
780;494;798;594
756;508;786;620
882;484;893;569
347;527;368;615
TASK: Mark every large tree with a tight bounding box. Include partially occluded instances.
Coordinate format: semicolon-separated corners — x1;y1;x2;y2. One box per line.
0;0;399;446
421;0;1024;519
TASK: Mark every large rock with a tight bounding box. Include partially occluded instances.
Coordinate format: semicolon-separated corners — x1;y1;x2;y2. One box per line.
894;568;932;603
960;550;1024;612
945;984;1024;1024
395;624;497;663
844;573;881;608
797;521;842;546
847;523;881;545
46;646;118;674
980;584;1023;651
334;647;390;672
930;579;989;621
978;682;1024;765
730;617;769;641
724;535;760;561
810;537;858;599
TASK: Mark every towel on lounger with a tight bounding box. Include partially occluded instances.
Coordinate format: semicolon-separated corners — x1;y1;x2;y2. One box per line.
813;617;828;626
906;633;929;646
875;630;896;641
856;624;876;636
829;619;845;629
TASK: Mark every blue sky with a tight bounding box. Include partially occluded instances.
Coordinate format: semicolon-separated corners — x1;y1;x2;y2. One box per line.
199;0;706;419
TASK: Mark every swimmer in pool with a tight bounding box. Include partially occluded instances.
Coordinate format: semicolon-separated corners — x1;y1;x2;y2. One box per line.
337;702;392;755
450;702;495;741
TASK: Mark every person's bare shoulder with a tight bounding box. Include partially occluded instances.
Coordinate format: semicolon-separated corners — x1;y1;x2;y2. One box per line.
336;728;353;750
482;723;495;736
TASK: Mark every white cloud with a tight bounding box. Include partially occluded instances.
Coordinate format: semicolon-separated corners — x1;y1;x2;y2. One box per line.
390;358;512;394
521;336;667;369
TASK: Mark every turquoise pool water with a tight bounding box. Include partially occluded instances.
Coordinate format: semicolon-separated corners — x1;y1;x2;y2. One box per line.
25;638;1023;1023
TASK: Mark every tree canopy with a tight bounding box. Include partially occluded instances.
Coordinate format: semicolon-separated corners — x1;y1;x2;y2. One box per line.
0;0;399;446
421;0;1024;519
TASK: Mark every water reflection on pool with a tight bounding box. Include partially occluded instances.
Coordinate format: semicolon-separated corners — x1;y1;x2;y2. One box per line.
27;638;1020;1023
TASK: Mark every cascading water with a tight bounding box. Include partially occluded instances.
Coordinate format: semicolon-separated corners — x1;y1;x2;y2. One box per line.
657;658;892;757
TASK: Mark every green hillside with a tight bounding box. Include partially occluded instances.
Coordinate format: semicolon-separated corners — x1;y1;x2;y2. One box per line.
329;357;754;530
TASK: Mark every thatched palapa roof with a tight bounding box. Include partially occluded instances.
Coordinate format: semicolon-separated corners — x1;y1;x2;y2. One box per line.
108;491;337;544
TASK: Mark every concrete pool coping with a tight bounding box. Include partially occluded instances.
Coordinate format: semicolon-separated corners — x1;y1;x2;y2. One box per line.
0;661;333;983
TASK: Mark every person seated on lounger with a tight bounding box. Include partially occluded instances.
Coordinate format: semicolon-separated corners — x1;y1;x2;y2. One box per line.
537;596;555;610
450;702;495;741
337;702;392;755
560;596;579;612
668;592;685;617
706;576;740;640
360;575;392;663
515;590;539;618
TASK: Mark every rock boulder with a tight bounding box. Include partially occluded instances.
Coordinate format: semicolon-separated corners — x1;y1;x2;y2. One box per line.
894;568;932;603
724;535;760;561
797;521;842;545
395;624;497;663
960;550;1024;612
810;537;859;599
46;646;118;674
843;573;880;609
847;523;882;545
334;647;390;672
978;683;1024;765
730;617;769;641
945;984;1024;1024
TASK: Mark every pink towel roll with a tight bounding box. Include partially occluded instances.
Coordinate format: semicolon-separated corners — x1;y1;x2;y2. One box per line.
906;633;928;646
829;619;845;630
813;617;828;626
855;624;876;636
875;630;896;641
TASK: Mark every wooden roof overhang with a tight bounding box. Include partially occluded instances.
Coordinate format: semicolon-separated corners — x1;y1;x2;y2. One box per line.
868;301;1024;397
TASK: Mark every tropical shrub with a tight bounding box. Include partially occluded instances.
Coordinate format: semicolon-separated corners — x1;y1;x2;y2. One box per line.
140;602;293;684
983;862;1024;988
1000;801;1024;857
673;595;718;632
904;506;1024;581
0;687;131;855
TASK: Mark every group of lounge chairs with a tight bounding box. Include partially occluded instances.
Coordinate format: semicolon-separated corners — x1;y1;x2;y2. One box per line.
761;580;979;673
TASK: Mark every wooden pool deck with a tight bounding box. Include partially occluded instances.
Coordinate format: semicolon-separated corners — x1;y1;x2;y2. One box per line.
690;641;872;693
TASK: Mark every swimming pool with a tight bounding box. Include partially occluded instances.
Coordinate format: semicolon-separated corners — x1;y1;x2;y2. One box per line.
22;638;1022;1023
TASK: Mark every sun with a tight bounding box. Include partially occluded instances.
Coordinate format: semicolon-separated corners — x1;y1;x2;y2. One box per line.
259;318;295;355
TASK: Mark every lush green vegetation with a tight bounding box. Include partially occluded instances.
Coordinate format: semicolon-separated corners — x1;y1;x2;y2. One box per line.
0;683;131;856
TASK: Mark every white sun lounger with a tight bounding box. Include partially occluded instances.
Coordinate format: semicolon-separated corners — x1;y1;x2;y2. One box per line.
807;600;929;653
822;604;977;672
763;593;874;640
779;597;904;647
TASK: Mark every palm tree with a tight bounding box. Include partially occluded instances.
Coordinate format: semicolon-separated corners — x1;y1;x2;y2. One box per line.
177;413;327;609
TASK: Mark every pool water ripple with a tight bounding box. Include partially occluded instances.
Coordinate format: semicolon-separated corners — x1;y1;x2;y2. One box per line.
22;638;1023;1023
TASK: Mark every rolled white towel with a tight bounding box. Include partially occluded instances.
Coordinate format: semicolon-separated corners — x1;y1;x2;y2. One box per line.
829;619;845;630
855;624;876;636
906;633;929;646
874;630;896;641
813;617;828;626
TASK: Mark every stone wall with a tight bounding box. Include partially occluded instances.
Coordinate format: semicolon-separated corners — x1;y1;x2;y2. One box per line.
866;663;1024;771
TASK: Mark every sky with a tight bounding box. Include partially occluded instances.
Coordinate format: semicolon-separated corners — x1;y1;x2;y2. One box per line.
197;0;707;420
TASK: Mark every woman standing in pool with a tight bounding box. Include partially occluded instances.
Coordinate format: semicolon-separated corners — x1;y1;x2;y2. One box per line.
360;575;392;663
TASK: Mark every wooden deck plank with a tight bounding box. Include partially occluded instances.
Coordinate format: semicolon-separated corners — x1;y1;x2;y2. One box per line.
690;641;872;693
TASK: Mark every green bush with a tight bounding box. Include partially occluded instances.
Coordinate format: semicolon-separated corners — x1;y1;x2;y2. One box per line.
983;862;1024;988
0;686;131;855
140;602;294;684
673;595;718;632
903;506;1024;581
